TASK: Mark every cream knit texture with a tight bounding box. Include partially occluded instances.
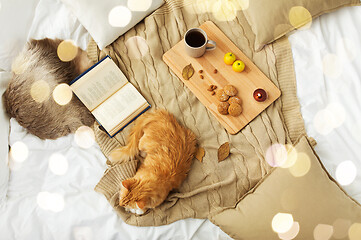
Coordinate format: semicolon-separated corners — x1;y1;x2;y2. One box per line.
88;0;306;227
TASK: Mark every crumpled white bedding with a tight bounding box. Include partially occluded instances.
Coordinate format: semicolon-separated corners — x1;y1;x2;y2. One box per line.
289;5;361;203
1;0;361;239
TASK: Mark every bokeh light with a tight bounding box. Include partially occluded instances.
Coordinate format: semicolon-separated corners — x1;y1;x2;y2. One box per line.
272;213;294;234
313;103;346;135
289;152;311;177
74;126;95;149
322;53;343;79
314;224;334;240
57;40;78;62
53;83;72;105
278;221;300;240
37;191;65;212
335;160;357;186
348;223;361;240
11;57;29;75
281;144;298;169
125;36;149;59
108;6;132;27
325;102;346;129
30;80;50;103
212;0;237;22
10;141;29;163
313;108;335;136
49;153;69;176
127;0;152;11
289;6;312;29
265;144;297;168
265;144;287;167
333;218;351;239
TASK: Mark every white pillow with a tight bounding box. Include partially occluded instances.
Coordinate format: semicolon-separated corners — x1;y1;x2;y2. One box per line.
60;0;165;49
0;71;11;205
0;0;40;71
28;0;90;51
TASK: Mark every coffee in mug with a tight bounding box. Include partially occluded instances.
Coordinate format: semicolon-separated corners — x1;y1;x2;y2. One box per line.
184;28;216;58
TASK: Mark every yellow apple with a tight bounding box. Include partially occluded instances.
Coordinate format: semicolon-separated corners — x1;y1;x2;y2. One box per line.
224;52;236;65
232;60;245;72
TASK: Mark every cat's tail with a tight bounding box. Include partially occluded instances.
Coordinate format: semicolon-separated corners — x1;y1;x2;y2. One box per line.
109;113;153;164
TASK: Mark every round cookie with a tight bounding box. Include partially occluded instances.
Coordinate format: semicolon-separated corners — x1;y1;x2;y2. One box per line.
216;89;229;102
217;102;230;115
228;103;242;117
228;96;242;105
224;85;238;97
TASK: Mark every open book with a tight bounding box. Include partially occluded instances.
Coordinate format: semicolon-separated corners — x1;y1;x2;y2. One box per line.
70;56;150;137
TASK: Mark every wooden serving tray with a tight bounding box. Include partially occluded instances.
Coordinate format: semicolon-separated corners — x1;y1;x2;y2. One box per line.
163;21;281;134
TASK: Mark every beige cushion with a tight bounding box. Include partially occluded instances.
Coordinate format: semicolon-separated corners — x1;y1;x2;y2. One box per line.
209;136;361;239
243;0;361;51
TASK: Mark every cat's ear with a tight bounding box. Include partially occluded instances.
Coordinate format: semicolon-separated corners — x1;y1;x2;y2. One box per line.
122;179;136;190
136;200;146;210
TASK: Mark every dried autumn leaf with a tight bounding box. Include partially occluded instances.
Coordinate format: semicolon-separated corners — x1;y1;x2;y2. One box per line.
195;147;205;162
182;64;194;80
218;142;230;162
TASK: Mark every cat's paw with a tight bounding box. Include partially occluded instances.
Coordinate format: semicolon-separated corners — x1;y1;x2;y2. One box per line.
124;208;145;215
109;147;133;164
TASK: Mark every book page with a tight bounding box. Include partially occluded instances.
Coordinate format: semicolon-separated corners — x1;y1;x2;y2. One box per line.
70;57;128;111
92;83;148;132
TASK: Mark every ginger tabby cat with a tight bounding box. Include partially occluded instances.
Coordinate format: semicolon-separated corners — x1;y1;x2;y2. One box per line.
109;109;197;215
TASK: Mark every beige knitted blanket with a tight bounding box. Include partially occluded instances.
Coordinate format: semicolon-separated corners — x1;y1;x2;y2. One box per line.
87;0;307;227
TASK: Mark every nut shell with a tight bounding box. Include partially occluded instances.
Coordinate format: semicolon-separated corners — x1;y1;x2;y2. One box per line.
216;89;230;102
228;96;242;105
228;103;243;117
224;85;238;97
217;102;230;115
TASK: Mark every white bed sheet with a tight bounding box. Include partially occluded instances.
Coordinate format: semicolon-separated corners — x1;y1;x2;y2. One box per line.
0;0;230;239
289;5;361;203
